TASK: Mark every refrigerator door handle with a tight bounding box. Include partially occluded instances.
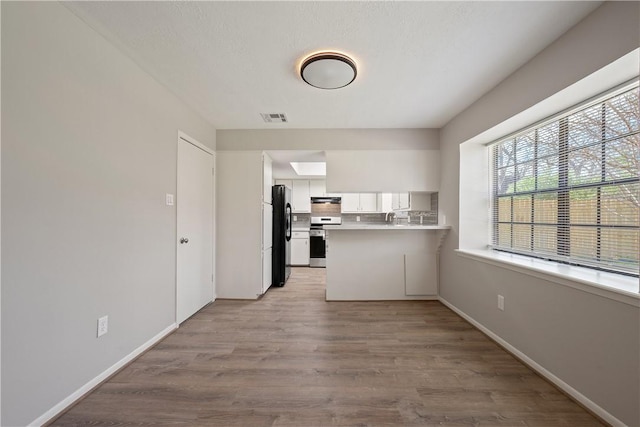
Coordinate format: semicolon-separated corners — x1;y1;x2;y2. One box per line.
285;203;292;241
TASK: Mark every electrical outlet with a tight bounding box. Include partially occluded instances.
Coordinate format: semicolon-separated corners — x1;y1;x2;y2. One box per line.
293;215;297;221
498;295;505;311
356;216;360;222
97;315;108;337
165;193;174;206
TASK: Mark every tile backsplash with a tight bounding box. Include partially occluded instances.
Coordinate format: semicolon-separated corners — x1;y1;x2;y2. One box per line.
337;210;438;226
430;193;438;214
292;213;310;229
289;193;439;228
342;213;387;224
407;210;438;225
310;203;341;216
405;192;439;225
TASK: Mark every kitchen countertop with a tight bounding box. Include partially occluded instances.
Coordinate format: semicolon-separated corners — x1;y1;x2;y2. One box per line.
324;224;451;230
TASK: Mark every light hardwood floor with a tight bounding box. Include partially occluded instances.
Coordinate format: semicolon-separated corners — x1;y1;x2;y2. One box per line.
51;267;603;426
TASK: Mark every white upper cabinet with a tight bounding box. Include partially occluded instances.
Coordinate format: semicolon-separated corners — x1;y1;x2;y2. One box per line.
379;193;393;212
341;193;360;212
309;180;326;197
390;192;430;211
262;153;273;204
274;179;341;212
292;180;310;212
392;193;409;210
391;193;398;209
359;193;378;212
341;193;379;213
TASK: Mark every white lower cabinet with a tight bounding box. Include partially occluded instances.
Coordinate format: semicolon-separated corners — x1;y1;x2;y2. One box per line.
291;231;310;265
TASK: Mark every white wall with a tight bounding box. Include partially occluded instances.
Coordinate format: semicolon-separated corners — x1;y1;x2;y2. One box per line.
215;130;441;299
326;150;439;193
439;2;640;426
216;151;263;299
1;3;216;425
217;128;439;151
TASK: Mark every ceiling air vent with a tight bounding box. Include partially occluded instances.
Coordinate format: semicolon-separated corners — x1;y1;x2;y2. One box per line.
261;113;288;123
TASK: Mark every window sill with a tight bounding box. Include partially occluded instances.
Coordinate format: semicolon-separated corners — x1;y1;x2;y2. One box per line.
455;249;639;307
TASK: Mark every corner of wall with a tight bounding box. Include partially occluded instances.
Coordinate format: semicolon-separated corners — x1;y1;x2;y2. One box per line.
437;3;640;425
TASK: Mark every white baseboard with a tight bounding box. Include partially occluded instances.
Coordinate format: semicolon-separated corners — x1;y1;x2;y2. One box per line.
438;297;626;427
28;323;177;427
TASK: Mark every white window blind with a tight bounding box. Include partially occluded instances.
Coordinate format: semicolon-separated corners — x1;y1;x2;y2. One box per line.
491;85;639;276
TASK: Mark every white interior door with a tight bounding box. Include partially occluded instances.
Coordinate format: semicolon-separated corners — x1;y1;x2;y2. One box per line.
177;135;213;324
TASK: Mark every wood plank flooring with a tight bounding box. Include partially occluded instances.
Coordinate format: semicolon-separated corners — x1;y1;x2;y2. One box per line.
51;267;603;426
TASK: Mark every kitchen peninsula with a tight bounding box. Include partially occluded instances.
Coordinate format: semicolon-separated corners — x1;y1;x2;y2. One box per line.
324;224;450;300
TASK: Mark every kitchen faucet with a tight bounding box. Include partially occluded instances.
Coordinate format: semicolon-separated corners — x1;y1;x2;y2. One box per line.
385;211;396;223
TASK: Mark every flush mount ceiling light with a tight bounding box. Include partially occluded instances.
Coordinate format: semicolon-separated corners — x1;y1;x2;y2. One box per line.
300;52;357;90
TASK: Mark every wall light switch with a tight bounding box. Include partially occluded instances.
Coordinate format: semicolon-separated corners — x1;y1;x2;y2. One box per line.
498;295;505;311
166;194;174;206
293;215;297;221
356;216;360;222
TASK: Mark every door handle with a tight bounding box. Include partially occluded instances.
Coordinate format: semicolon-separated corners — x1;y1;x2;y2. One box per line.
180;237;189;244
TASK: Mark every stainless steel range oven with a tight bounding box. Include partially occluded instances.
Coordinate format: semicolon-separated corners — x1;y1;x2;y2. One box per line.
309;215;341;268
309;197;341;268
309;226;326;268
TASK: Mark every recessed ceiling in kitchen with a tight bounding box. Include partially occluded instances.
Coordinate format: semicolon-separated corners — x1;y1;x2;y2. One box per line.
290;162;326;176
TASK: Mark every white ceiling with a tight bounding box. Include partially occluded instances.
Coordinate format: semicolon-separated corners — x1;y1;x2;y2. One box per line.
65;1;601;130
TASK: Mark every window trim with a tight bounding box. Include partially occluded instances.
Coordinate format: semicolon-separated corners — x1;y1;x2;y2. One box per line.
456;248;640;307
485;78;638;149
458;54;640;303
488;82;639;276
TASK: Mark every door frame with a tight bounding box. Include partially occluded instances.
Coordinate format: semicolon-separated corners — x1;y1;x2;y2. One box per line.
176;130;216;325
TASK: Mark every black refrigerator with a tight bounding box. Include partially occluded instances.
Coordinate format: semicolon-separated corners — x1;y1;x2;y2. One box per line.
272;185;292;287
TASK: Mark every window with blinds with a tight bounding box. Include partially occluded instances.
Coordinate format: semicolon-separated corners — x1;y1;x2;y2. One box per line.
491;85;639;276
